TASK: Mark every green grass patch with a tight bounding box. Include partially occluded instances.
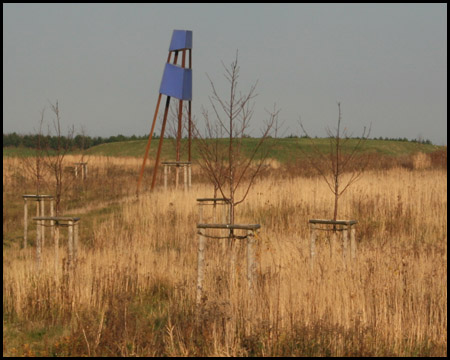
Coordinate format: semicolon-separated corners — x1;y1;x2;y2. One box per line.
5;138;443;161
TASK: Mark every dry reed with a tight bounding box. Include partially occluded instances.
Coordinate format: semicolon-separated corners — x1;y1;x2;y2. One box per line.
3;157;447;356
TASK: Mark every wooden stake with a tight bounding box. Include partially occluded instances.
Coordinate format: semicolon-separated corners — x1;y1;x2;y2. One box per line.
50;200;54;244
164;164;168;190
247;230;256;294
183;165;187;192
68;220;73;271
74;221;79;265
196;229;205;305
54;224;59;276
330;231;337;259
188;164;192;188
310;224;316;269
198;203;203;223
351;226;357;261
23;198;28;249
222;203;227;254
342;226;348;267
40;199;45;248
36;218;41;271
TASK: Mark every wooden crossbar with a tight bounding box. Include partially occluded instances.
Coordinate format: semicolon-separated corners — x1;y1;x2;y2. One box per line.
197;223;260;230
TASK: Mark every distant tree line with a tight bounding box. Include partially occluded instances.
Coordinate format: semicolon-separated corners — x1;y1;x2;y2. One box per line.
2;132;155;150
285;133;433;145
3;131;433;150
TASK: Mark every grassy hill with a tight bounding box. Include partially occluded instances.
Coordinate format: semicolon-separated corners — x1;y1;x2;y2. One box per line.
3;138;444;163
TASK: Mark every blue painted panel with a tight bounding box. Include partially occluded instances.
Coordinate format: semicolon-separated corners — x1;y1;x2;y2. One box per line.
169;30;193;51
159;63;192;100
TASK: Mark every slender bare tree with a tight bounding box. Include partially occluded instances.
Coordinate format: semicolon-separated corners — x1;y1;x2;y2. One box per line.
300;102;371;222
194;51;280;230
43;100;75;216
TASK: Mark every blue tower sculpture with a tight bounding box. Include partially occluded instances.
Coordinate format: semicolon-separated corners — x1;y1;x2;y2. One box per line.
137;30;193;193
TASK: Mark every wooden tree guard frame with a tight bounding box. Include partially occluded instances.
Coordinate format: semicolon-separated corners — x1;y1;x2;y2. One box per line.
162;161;192;191
73;162;88;180
23;195;54;249
33;216;80;272
309;219;357;268
196;223;260;306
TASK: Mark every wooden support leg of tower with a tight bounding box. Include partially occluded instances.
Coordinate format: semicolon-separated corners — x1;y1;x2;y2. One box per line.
137;93;163;195
151;96;171;191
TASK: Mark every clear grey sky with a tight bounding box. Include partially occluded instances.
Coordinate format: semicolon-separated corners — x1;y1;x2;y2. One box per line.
3;3;447;145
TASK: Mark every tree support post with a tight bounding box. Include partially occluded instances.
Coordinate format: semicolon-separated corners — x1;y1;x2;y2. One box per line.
22;195;54;250
247;230;257;294
23;198;28;249
32;216;80;274
310;223;316;269
195;223;260;307
308;219;357;268
196;228;206;306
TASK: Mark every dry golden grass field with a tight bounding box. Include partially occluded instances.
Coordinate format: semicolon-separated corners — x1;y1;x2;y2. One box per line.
2;150;447;356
